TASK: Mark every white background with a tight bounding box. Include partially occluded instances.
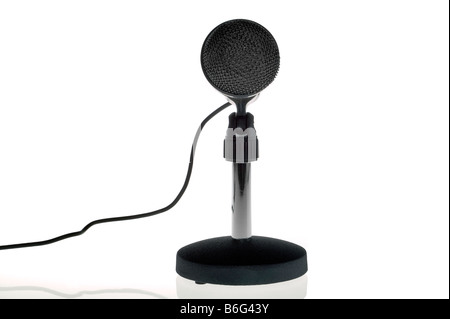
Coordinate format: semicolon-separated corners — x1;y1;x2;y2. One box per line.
0;0;448;299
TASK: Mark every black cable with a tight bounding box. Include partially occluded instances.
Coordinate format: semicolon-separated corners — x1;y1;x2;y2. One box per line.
0;102;231;251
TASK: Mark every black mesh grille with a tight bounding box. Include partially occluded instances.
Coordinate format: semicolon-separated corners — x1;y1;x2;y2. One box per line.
201;19;280;97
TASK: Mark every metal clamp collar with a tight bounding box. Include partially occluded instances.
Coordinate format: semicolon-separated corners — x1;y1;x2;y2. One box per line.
224;112;259;163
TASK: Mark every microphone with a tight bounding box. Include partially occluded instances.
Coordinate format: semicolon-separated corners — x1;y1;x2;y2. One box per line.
201;19;280;114
176;19;308;286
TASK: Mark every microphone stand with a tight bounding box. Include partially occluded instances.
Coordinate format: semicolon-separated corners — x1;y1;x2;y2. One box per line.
176;110;308;285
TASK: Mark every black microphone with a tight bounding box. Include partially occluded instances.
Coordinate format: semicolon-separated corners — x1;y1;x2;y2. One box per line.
176;19;308;286
201;19;280;114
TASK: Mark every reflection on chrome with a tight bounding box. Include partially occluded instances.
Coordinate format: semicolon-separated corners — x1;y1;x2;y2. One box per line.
0;286;167;299
176;274;308;299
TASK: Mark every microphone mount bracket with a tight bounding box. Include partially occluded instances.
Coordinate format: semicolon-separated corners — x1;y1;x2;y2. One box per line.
224;112;258;163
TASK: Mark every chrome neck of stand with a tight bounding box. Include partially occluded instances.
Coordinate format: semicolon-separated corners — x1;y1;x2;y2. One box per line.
232;163;252;239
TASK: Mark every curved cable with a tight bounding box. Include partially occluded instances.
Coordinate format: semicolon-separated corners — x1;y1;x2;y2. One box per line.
0;102;231;251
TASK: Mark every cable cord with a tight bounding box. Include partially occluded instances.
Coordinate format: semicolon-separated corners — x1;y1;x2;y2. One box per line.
0;102;231;251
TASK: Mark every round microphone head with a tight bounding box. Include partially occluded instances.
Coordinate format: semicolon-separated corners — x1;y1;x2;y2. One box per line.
201;19;280;98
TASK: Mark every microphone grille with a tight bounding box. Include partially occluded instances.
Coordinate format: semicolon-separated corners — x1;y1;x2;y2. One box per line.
201;19;280;97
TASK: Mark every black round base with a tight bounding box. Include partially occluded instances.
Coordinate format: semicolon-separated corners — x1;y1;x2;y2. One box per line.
176;236;307;286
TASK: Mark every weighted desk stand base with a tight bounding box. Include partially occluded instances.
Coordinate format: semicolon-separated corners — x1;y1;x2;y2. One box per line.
176;236;307;285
